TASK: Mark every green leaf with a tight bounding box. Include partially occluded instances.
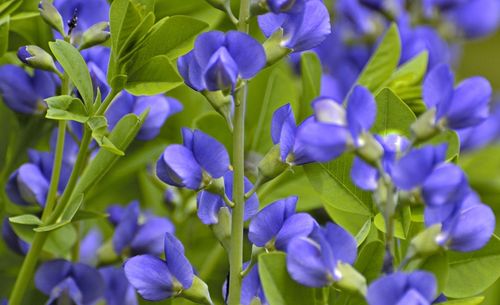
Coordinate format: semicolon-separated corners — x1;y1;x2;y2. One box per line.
436;296;485;305
9;214;42;226
72;209;109;221
87;116;124;156
110;0;143;54
444;235;500;298
299;51;321;120
45;95;88;123
0;0;21;18
0;15;9;56
304;154;373;235
49;40;94;108
11;220;77;257
356;23;401;92
129;16;208;69
125;55;183;95
386;51;428;90
34;194;84;232
372;88;417;137
354;241;384;283
259;252;315;305
117;11;155;60
419;252;449;293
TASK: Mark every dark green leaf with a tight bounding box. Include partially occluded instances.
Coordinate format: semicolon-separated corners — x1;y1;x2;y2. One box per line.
356;23;401;92
444;235;500;298
372;88;417;137
299;51;321;120
259;252;315;305
0;15;9;56
49;40;94;107
125;55;183;95
45;95;88;123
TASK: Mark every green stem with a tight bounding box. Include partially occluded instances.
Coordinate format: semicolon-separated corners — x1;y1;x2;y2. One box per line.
227;85;248;305
227;1;251;304
42;121;66;222
96;88;120;116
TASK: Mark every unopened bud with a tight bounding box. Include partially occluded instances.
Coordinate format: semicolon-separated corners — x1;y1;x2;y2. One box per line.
356;133;383;166
408;224;443;258
181;276;214;305
334;262;367;296
202;90;234;131
410;108;440;143
257;145;289;184
39;0;65;35
17;45;59;74
79;22;110;50
263;28;291;66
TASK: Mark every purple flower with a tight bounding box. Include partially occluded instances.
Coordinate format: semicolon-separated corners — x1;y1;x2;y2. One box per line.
178;31;265;91
0;65;57;114
197;171;259;225
6;131;78;207
458;103;500;152
79;229;103;266
266;0;305;13
2;218;29;255
258;0;331;52
108;201;175;256
421;163;470;207
54;0;109;34
295;85;376;163
156;128;230;190
425;192;495;252
100;266;138;305
35;259;104;305
248;196;316;251
391;144;447;190
124;233;194;301
423;64;492;130
367;271;437;305
335;0;380;36
351;135;409;191
107;92;183;140
446;0;500;39
286;223;357;287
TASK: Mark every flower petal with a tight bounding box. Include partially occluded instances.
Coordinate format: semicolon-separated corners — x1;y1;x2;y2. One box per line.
131;216;175;256
72;262;105;304
192;130;230;178
346;85;376;140
226;31;266;79
351;157;379;191
193;31;226;68
35;259;72;295
286;237;330;287
271;104;297;161
112;202;140;254
323;222;357;265
423;63;454;115
156;144;203;189
164;233;194;289
124;255;176;301
275;213;316;251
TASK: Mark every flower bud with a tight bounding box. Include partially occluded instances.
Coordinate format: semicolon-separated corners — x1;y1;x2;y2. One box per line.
257;145;289;184
410;108;440;142
355;132;384;166
408;224;442;258
262;28;291;66
334;262;367;296
210;207;232;252
203;90;234;130
17;45;59;74
79;22;110;50
180;276;214;305
39;0;65;35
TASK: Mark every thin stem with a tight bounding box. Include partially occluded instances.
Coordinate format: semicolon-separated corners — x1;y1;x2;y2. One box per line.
96;88;120;116
227;0;251;303
42;121;67;221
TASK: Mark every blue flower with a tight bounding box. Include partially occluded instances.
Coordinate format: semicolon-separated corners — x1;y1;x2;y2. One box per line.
178;31;265;91
99;266;138;305
425;192;495;252
446;0;500;39
266;0;305;13
197;171;259;225
367;271;437;305
248;196;316;251
351;134;409;191
423;64;492;130
54;0;109;34
391;144;447;190
286;223;357;287
124;233;194;301
108;201;175;256
335;0;380;36
156;128;230;190
295;85;376;163
6;131;78;207
421;163;470;207
2;218;29;255
107;92;183;140
458;103;500;152
35;259;104;305
79;229;103;266
258;0;331;52
0;65;57;114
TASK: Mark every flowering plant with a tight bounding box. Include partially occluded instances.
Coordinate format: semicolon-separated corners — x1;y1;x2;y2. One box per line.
0;0;499;305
